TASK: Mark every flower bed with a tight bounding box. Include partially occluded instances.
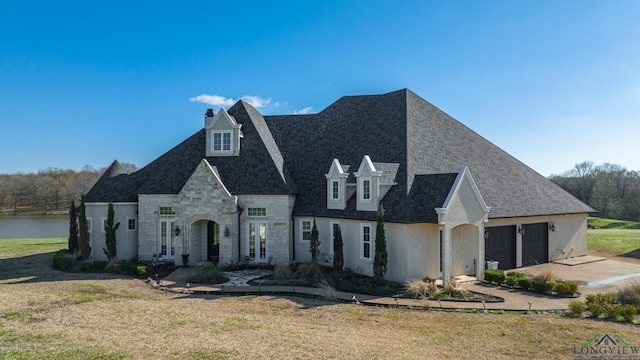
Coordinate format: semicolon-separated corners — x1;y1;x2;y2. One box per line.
484;269;580;298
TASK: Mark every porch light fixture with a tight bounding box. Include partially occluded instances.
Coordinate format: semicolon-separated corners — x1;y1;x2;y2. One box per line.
174;226;180;236
548;222;556;232
224;226;230;237
518;225;525;236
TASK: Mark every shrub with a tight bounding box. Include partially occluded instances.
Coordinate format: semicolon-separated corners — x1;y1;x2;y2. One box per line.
484;269;505;284
533;270;554;283
621;305;637;323
505;276;518;287
586;293;616;318
52;249;75;270
77;261;107;272
405;279;438;299
532;280;554;293
553;280;579;296
605;304;622;321
568;301;586;317
505;271;527;279
136;265;147;276
517;277;532;290
617;280;640;308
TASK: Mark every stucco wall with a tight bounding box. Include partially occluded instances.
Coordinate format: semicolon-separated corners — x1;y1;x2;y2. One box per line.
86;203;138;262
486;213;588;266
295;217;440;283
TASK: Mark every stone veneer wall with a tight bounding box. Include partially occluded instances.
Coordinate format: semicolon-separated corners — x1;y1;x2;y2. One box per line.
237;194;295;265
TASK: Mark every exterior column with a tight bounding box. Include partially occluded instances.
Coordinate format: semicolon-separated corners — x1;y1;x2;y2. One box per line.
477;223;485;280
442;225;452;285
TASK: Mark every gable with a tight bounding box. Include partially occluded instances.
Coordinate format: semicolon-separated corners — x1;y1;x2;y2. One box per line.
436;167;490;226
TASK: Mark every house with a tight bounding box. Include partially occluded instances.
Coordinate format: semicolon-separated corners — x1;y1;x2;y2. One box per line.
84;89;594;283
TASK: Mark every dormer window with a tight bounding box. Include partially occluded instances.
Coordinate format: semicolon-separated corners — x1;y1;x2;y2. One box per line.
325;159;350;210
205;108;242;157
212;131;232;152
331;180;340;200
362;179;371;201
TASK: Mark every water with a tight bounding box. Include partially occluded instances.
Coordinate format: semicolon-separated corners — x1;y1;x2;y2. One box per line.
0;215;68;239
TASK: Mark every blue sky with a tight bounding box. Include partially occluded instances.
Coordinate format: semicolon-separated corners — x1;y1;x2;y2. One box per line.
1;1;638;176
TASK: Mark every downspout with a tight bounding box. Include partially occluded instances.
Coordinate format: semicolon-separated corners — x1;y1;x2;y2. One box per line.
237;205;244;264
291;215;296;265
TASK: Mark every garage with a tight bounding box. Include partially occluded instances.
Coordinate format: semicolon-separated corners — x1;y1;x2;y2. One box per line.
522;222;549;267
485;225;516;270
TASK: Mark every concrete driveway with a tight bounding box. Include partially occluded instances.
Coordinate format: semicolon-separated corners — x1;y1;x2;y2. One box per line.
516;256;640;295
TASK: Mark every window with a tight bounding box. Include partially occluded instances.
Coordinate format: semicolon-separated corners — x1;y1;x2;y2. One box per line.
212;131;232;152
248;208;266;217
363;179;371;200
330;221;340;255
86;217;92;233
127;218;136;231
331;180;339;200
101;217;108;233
300;219;312;242
159;206;175;216
361;224;372;260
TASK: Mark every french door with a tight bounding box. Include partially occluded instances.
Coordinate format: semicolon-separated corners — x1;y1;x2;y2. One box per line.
247;222;267;262
159;220;176;259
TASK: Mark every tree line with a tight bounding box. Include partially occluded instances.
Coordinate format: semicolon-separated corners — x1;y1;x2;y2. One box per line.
0;163;137;215
550;161;640;222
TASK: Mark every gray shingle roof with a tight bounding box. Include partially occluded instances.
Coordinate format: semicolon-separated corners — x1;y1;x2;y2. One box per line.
87;88;594;223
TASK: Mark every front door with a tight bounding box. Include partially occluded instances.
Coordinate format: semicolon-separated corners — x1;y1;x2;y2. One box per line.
247;222;267;262
159;220;176;259
207;221;220;263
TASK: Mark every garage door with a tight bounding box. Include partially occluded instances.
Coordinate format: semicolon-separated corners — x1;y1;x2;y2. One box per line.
522;222;549;267
485;225;516;270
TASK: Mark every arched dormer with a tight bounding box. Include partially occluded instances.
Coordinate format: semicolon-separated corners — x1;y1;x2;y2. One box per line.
325;159;350;210
205;108;243;156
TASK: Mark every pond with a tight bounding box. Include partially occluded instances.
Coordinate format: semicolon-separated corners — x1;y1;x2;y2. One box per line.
0;215;68;239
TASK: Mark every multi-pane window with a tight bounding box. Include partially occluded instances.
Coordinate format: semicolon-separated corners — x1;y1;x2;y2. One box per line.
248;208;266;217
301;219;312;242
128;218;136;231
330;221;340;255
159;206;175;216
363;180;371;200
86;218;92;233
332;180;339;200
362;224;372;259
213;132;232;152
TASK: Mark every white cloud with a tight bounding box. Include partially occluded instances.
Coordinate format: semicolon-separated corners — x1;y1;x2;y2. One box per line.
241;95;271;108
189;94;236;107
293;106;313;115
189;94;271;108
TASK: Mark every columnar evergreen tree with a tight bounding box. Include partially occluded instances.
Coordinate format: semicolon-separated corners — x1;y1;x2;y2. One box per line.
332;224;344;271
78;195;91;260
103;202;120;260
373;203;388;280
68;200;79;255
310;219;320;262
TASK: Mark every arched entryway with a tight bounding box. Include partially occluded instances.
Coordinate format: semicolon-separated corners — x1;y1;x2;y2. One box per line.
184;214;224;265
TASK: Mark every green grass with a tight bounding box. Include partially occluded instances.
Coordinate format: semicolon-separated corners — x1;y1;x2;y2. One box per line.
588;217;640;229
0;237;67;259
588;217;640;258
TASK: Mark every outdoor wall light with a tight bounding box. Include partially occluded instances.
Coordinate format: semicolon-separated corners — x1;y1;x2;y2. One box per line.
174;226;180;236
224;226;230;237
549;222;556;232
518;225;525;235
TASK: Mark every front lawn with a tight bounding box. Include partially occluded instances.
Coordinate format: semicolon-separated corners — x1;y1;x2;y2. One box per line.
0;237;66;259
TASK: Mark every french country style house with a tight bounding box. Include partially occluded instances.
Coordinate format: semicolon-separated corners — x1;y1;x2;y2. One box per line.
85;89;594;283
